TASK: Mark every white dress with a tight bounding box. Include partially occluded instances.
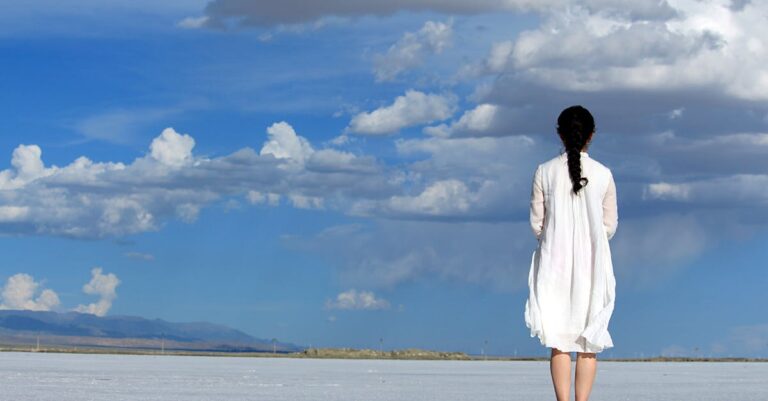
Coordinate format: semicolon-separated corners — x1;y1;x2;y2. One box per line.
524;151;618;353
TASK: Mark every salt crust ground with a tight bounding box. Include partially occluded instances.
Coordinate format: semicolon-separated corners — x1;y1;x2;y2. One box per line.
0;352;766;400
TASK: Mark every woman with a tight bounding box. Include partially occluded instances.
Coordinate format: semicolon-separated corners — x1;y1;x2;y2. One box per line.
524;105;618;401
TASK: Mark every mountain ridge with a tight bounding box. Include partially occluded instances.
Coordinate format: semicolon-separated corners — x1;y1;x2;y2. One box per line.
0;309;304;353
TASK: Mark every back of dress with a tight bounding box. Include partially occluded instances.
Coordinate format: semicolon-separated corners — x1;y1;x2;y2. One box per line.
524;150;618;353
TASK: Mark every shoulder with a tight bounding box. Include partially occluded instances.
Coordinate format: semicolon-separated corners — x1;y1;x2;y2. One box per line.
537;154;563;172
585;156;613;177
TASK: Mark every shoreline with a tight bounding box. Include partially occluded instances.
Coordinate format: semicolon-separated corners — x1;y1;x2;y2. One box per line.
1;344;765;362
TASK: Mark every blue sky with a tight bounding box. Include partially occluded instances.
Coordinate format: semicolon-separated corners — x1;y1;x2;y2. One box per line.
0;0;766;358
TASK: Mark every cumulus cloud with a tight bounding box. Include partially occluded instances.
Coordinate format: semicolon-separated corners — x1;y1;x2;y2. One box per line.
288;194;324;209
260;121;315;168
470;0;768;100
0;269;124;316
373;20;453;82
0;273;60;311
645;182;692;201
74;268;120;317
247;190;281;206
0;206;30;222
0;145;52;190
486;41;514;71
324;289;391;310
150;127;196;167
160;0;768;299
6;0;768;315
365;134;539;220
260;121;378;173
282;124;764;293
0;122;388;238
345;90;458;135
352;179;491;219
511;18;717;70
423;104;502;137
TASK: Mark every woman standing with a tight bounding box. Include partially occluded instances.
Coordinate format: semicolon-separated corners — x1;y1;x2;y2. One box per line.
524;105;618;401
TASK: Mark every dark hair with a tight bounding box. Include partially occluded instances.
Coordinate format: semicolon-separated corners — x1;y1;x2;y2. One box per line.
557;105;595;194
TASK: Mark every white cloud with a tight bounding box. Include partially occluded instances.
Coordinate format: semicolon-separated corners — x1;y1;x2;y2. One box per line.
485;40;514;73
177;16;209;29
247;190;281;206
260;121;315;168
0;206;30;222
668;107;685;119
324;289;391;310
0;145;53;190
423;104;500;137
454;40;515;79
472;0;768;100
0;122;387;238
12;145;47;181
644;182;692;201
346;90;458;135
166;0;768;299
150;127;196;167
373;19;453;82
363;179;476;217
257;124;376;173
328;134;350;146
74;268;120;317
336;134;538;221
401;180;473;213
288;194;324;209
351;178;516;221
644;174;768;205
0;273;60;311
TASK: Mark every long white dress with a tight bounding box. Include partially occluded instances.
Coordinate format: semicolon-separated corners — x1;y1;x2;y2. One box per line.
524;151;618;353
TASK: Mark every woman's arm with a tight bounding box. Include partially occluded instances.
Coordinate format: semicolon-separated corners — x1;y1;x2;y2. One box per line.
603;170;618;240
530;165;545;240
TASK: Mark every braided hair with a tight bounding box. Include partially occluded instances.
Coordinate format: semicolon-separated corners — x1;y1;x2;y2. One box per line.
556;105;595;195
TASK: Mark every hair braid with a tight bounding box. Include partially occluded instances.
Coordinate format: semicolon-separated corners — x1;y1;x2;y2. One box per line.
557;105;595;195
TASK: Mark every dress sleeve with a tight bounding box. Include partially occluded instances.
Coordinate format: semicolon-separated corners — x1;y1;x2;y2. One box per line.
530;165;545;240
603;170;618;240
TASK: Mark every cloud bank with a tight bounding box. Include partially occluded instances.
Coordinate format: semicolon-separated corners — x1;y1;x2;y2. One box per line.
0;123;389;238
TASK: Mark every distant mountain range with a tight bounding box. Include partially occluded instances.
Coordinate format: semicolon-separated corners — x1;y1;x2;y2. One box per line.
0;310;305;353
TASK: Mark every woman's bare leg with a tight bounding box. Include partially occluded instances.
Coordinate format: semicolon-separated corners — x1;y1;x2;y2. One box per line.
575;352;597;401
550;348;571;401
